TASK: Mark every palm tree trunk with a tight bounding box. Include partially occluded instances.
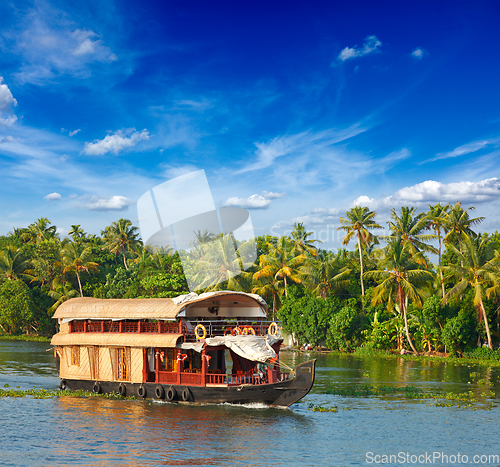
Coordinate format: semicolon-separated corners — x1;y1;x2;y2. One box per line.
76;270;84;297
401;292;418;354
284;275;288;297
123;250;128;270
438;233;445;298
357;235;365;296
479;298;493;350
272;292;276;321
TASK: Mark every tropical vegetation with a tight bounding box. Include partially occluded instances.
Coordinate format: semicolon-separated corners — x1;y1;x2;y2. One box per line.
1;205;500;360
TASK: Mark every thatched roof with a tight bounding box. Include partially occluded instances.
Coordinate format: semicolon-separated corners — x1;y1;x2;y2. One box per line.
52;291;267;320
51;332;182;348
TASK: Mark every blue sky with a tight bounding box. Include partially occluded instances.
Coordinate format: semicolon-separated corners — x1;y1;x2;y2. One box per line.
0;0;499;248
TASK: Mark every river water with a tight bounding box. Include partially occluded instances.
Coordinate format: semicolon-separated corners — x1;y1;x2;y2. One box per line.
1;340;500;466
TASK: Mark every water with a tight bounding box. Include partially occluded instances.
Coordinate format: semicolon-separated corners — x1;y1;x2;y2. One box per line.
1;340;500;466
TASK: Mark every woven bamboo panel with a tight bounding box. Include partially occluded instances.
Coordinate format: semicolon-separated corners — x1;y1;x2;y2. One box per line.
99;346;113;381
130;348;143;383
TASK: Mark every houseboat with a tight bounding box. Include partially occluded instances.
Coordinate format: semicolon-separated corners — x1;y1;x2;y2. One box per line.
50;291;315;407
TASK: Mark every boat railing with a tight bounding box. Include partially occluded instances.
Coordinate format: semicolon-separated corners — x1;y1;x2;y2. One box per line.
68;319;281;339
183;320;282;342
205;370;290;386
69;320;183;334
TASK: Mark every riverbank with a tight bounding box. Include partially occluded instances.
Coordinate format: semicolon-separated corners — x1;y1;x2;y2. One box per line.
0;334;51;342
284;346;500;368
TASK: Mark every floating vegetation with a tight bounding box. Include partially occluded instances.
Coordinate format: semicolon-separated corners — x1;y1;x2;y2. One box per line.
308;403;338;412
0;387;137;400
324;384;495;405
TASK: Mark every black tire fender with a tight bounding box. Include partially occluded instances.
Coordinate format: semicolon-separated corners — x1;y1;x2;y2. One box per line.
166;386;177;402
137;384;147;398
60;380;67;390
118;383;127;396
155;385;165;399
93;382;101;394
181;387;191;402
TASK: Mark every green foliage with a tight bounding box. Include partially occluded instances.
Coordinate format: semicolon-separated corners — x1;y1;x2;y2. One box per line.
139;272;187;298
464;347;500;361
442;309;477;356
102;267;140;299
0;280;35;334
327;301;370;351
278;292;341;346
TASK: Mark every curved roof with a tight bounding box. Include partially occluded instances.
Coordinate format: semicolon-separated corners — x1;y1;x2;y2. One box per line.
52;291;268;320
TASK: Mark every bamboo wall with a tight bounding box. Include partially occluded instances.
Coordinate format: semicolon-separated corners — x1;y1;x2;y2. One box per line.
58;345;144;383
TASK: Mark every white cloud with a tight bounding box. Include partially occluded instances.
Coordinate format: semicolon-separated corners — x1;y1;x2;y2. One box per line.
261;191;286;199
351;178;500;210
44;192;61;200
337;35;382;62
83;129;150;155
0;78;18;126
69;129;81;137
83;195;133;211
423;137;500;164
411;48;425;60
222;191;287;210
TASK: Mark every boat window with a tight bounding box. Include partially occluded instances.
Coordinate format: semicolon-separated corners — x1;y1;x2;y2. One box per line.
71;346;80;366
183;349;201;373
160;348;177;371
117;347;128;380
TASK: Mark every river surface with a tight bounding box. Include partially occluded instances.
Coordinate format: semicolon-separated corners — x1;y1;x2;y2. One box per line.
1;340;500;466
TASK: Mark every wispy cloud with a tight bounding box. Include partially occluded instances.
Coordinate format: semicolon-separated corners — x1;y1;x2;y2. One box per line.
423;137;500;164
222;191;287;210
2;3;119;85
336;35;382;62
237;124;366;174
83;129;150;155
411;48;426;60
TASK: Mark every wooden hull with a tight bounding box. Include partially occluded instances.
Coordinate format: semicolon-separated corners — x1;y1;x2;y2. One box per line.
59;359;316;407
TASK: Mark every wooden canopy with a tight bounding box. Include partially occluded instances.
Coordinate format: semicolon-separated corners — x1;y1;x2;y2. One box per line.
52;292;268;321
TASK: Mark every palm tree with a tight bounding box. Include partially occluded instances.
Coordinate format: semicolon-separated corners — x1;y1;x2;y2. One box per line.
299;250;351;299
426;203;450;297
442;236;498;349
384;206;438;254
68;224;86;241
0;246;31;281
253;236;306;298
290;222;320;256
61;242;99;297
22;218;58;244
102;219;142;270
444;202;484;257
338;206;382;296
252;274;283;320
187;234;252;292
48;278;79;313
364;237;434;354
